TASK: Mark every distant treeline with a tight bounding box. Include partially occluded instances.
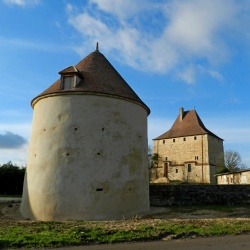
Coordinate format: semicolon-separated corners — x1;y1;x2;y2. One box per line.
0;161;25;195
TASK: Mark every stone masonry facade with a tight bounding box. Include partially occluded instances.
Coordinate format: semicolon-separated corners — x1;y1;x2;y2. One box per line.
151;108;224;184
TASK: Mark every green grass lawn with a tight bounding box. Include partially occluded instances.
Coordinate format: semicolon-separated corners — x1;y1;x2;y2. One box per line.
1;218;250;249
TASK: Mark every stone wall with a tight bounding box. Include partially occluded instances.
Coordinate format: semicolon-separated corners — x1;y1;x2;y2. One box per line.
150;184;250;206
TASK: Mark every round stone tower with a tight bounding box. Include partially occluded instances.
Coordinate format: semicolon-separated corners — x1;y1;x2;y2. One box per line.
20;46;150;221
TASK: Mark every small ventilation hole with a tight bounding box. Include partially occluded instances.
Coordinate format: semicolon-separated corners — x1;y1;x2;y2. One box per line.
96;188;103;191
66;153;70;156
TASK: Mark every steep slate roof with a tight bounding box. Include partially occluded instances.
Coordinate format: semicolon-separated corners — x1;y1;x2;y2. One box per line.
31;48;150;114
154;109;222;140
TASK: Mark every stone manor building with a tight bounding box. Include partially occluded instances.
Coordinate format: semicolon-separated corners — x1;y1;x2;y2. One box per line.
151;107;224;184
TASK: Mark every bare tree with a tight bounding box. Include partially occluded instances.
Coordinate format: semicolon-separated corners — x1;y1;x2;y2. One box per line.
220;150;246;173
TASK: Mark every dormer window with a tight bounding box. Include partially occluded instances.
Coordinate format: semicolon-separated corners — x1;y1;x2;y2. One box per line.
62;76;74;90
59;65;83;90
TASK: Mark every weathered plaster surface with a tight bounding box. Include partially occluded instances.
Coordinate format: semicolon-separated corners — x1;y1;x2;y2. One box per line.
21;94;149;221
217;170;250;185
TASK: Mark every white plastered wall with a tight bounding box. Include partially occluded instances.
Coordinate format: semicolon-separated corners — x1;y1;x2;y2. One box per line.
21;94;149;221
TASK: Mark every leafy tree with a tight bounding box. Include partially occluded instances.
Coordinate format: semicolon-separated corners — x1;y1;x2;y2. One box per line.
217;150;246;173
148;146;161;181
0;161;25;195
148;146;161;166
215;166;229;175
151;153;160;167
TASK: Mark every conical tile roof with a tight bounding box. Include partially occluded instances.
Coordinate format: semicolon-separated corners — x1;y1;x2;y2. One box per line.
154;109;222;140
32;49;150;114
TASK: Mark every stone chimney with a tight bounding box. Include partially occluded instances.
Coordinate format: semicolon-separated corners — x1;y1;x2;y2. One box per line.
180;107;184;121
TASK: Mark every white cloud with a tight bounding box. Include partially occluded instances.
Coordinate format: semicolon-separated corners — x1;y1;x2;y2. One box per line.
206;69;223;81
3;0;40;6
69;13;112;41
177;64;196;84
65;3;73;12
177;64;223;84
165;0;238;62
67;0;249;84
90;0;140;22
3;0;25;5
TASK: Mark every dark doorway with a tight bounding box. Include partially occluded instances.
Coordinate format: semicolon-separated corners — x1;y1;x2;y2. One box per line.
164;163;168;178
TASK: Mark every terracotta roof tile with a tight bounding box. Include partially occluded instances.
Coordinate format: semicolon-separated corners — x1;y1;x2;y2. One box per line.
32;50;150;114
154;109;222;140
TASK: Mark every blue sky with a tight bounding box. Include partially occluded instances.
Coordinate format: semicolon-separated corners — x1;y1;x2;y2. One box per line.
0;0;249;167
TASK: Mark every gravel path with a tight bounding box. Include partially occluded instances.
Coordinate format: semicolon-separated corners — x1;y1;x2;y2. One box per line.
1;198;250;223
